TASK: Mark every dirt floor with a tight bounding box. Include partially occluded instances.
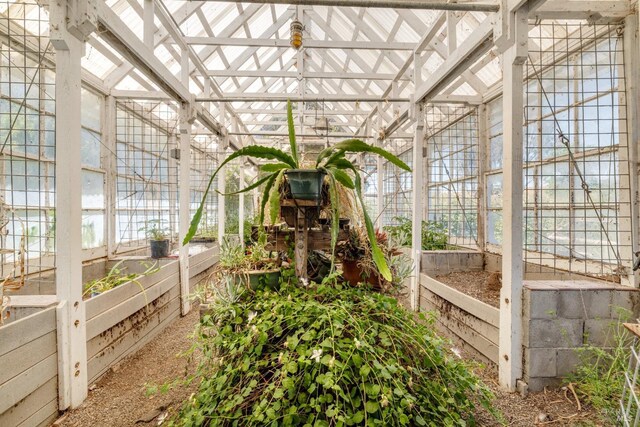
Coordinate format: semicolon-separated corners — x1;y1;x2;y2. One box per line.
54;297;609;427
474;365;607;426
55;307;201;427
435;270;502;308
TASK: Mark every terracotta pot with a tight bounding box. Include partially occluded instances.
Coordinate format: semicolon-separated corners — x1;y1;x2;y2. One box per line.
341;259;380;289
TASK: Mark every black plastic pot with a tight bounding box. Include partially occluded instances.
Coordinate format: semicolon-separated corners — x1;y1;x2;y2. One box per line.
150;239;170;258
284;169;326;201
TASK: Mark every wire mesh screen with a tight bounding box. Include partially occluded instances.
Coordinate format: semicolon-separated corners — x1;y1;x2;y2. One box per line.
361;153;378;218
523;23;629;280
425;105;479;248
382;146;412;227
190;135;218;238
0;1;55;282
115;101;178;251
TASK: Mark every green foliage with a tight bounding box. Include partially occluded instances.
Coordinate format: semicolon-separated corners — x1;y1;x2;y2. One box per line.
184;100;411;282
82;260;158;297
139;219;170;241
567;308;634;424
172;284;497;426
384;217;448;251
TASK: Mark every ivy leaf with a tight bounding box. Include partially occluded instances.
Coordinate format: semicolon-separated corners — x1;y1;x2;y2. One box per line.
365;401;379;414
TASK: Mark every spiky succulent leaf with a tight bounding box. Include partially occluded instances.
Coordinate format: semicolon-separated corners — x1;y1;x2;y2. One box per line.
216;174;273;196
323;139;411;172
261;162;292;173
183;145;295;244
328;167;355;189
287;100;299;167
326;173;340;273
354;172;392;281
259;173;279;226
269;171;285;225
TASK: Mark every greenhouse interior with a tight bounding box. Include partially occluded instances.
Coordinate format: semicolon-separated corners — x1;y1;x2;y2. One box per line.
2;0;640;426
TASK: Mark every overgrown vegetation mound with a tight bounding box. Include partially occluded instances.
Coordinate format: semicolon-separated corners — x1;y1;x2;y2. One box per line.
173;283;495;426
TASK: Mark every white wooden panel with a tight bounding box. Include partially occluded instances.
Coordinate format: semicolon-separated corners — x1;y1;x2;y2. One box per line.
0;354;57;413
0;307;56;357
0;331;56;385
86;271;179;339
0;377;57;427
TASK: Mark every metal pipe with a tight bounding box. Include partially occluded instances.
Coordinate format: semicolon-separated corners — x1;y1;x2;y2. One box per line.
228;131;374;138
187;0;500;13
196;96;411;102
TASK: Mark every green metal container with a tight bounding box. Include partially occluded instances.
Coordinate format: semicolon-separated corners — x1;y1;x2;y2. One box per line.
285;169;326;201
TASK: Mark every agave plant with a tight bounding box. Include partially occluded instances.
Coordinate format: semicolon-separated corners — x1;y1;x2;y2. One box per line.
184;100;411;281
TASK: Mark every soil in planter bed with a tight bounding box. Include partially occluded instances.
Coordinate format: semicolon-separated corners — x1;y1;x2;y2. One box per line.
435;270;501;308
55;307;201;427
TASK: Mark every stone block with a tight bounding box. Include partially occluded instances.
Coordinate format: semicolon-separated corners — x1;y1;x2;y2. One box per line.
611;290;640;319
584;318;616;346
524;347;557;378
525;377;564;392
556;348;582;377
524;289;559;319
557;289;611;319
528;318;584;348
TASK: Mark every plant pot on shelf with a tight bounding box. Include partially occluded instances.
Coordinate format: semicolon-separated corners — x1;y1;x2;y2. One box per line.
150;239;170;258
232;269;281;290
284;169;326;201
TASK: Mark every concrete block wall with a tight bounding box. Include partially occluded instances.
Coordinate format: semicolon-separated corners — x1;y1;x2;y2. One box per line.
421;250;484;276
522;281;640;391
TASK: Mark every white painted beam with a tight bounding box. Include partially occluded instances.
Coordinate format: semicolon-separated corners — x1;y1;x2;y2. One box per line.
178;105;192;315
499;4;528;392
143;0;154;48
50;0;88;409
532;1;632;20
414;18;493;104
208;70;409;80
410;111;425;312
194;0;500;12
185;36;418;50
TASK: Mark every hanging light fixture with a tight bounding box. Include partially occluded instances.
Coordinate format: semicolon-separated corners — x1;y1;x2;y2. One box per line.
290;19;304;50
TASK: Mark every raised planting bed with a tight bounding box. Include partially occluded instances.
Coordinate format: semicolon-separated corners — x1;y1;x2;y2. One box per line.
0;307;59;427
419;273;499;364
85;246;219;384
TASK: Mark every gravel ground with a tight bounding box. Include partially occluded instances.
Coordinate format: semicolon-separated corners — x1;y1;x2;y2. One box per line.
55;307;201;427
53;294;608;427
474;364;607;426
435;270;501;308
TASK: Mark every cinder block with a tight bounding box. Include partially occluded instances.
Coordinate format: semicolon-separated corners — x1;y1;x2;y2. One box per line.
524;289;559;319
528;318;583;348
524;348;557;378
557;290;612;319
525;377;564;392
611;290;640;319
584;318;616;346
556;348;582;377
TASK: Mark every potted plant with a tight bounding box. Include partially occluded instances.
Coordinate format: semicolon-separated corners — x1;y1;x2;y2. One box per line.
184;100;411;281
139;220;170;259
218;235;281;291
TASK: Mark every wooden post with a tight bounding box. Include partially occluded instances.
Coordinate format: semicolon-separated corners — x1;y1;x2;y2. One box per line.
499;4;528;391
621;13;639;287
239;164;245;247
178;104;192;315
410;112;425;311
410;49;425;312
104;95;117;257
51;0;87;409
477;104;488;252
